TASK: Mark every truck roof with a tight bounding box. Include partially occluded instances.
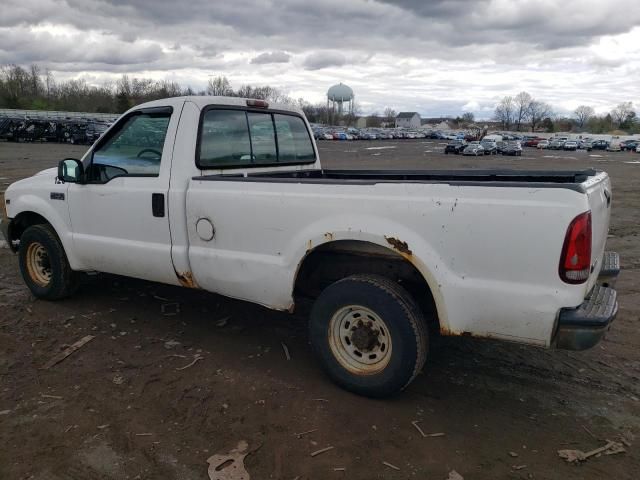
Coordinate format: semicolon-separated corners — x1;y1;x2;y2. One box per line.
128;96;304;116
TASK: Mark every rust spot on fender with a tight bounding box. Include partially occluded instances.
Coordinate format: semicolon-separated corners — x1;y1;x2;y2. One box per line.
176;271;199;289
385;236;412;256
439;326;484;338
306;239;313;253
324;232;334;241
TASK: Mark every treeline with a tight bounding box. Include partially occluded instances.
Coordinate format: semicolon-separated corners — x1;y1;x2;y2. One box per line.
494;91;639;134
4;64;636;133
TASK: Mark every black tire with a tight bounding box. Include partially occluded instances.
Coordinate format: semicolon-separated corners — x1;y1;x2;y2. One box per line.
18;224;78;300
309;274;428;397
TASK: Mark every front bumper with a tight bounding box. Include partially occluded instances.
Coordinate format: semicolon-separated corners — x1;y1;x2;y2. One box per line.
555;252;620;350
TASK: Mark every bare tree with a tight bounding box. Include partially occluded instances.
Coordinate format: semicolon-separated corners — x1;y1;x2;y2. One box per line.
514;91;532;131
461;112;475;124
493;96;515;129
383;107;396;125
574;105;595;129
528;101;553;132
206;75;233;96
611;101;634;126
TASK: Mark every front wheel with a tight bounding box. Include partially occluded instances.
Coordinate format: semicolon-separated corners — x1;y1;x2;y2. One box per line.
309;274;428;397
19;224;78;300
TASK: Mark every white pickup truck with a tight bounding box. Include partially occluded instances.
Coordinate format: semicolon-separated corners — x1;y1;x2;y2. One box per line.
1;96;619;397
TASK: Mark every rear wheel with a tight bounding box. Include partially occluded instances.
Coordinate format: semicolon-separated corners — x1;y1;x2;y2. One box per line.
309;274;428;397
19;224;78;300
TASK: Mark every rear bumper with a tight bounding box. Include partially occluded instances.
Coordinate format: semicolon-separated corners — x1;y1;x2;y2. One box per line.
555;252;620;350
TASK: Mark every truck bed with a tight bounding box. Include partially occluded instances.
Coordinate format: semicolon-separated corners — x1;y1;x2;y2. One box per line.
195;168;598;192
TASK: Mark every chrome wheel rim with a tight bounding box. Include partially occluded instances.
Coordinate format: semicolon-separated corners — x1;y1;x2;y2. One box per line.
26;242;52;287
328;305;392;375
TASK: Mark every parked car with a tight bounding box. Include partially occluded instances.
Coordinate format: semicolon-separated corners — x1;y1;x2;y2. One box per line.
359;131;377;140
587;140;609;151
480;139;498;155
333;132;348;141
563;140;578;151
462;141;484;156
502;142;523;156
621;140;639;151
636;144;640;153
523;137;544;147
444;140;467;154
549;139;566;150
1;96;619;398
537;140;550;149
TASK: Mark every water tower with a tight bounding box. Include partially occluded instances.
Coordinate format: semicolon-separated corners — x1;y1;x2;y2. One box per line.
327;83;354;116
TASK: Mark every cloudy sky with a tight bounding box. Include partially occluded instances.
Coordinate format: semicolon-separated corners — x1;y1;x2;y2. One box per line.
2;0;639;118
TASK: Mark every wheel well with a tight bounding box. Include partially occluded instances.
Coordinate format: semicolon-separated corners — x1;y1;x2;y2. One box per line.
294;240;439;329
8;212;52;248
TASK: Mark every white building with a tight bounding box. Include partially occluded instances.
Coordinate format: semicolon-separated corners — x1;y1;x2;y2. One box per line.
395;112;421;129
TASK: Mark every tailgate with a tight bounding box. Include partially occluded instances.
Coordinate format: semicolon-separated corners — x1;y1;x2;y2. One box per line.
584;171;612;287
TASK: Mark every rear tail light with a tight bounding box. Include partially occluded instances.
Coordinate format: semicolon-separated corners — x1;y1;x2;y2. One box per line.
559;211;592;284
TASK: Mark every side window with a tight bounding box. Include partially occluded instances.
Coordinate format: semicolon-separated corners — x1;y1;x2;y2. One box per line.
198;109;316;168
274;114;315;162
199;110;251;166
89;110;171;182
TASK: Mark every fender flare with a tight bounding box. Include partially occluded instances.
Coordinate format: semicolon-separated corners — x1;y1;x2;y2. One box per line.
8;195;79;268
288;229;450;331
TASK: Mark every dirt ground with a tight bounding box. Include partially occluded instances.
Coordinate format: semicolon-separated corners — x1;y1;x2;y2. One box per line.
1;140;639;480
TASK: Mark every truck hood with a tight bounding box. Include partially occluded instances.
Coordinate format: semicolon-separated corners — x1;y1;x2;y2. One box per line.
35;167;58;177
5;167;58;193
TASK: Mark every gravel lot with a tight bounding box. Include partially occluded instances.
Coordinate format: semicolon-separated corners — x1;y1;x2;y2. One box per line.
1;140;639;479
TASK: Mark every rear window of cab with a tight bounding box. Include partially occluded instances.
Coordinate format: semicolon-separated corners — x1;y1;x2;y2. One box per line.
197;108;316;169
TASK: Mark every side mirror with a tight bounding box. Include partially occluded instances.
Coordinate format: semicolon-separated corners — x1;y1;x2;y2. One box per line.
58;158;84;183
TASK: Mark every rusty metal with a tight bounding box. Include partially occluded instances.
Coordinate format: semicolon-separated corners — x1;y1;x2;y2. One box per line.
384;236;412;256
26;241;52;287
324;232;334;241
176;270;199;289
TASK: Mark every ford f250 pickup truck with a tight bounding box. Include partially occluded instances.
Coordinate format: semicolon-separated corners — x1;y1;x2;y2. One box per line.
1;97;620;397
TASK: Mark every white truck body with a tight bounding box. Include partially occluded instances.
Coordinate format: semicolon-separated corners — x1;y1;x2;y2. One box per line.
2;96;619;395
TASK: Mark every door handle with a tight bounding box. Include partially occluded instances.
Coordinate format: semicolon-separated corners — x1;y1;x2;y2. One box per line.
152;193;165;217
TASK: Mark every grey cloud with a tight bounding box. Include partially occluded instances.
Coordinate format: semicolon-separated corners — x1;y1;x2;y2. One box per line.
303;52;348;70
250;51;291;64
0;27;163;65
379;0;640;49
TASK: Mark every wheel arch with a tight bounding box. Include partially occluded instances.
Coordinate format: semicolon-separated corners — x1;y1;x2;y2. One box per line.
5;201;78;268
6;211;53;252
292;238;447;333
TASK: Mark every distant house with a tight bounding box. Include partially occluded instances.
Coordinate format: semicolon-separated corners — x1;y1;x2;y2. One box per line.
395;112;421;129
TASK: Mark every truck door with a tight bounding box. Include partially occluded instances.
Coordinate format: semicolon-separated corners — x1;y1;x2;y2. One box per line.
67;105;182;285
